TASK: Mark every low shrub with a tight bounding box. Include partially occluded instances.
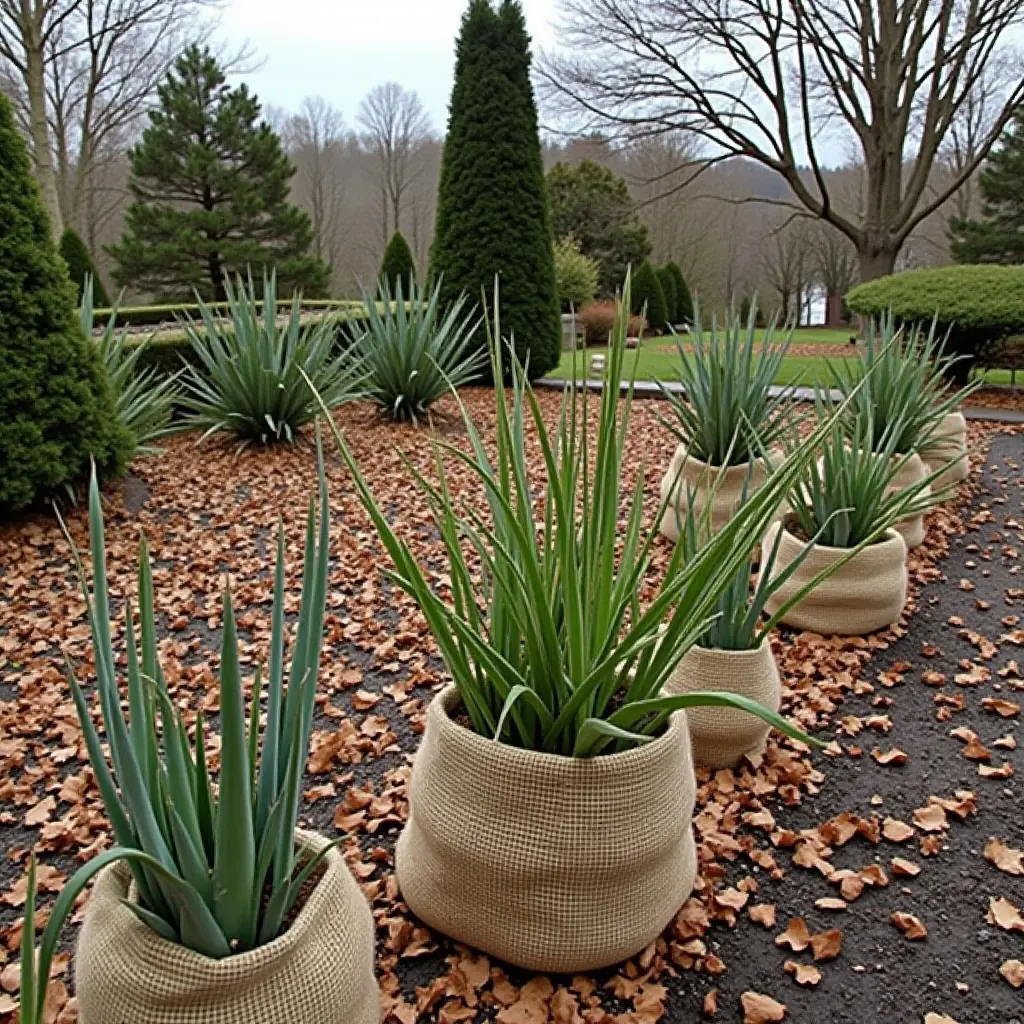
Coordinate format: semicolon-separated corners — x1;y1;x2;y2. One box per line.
379;231;416;290
94;297;360;328
554;236;599;311
578;300;646;346
60;228;110;306
846;265;1024;383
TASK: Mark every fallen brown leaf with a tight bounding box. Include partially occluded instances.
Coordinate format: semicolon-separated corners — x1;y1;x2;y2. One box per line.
740;991;787;1023
783;960;822;986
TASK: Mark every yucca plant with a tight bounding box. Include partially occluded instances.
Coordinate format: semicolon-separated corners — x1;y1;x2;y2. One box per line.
788;406;945;549
81;276;181;455
660;302;802;466
310;277;860;759
829;313;981;455
352;277;483;425
55;443;333;957
179;272;364;447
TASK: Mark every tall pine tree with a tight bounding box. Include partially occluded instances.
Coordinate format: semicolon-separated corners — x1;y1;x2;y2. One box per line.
0;93;130;512
109;46;329;302
951;109;1024;265
430;0;559;379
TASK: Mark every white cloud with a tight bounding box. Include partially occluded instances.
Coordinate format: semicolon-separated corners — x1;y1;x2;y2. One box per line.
217;0;557;130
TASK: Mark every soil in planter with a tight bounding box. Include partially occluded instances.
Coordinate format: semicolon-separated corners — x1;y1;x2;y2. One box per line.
258;855;328;939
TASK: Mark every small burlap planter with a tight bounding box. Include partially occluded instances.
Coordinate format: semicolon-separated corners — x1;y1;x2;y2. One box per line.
659;448;781;542
395;686;698;973
761;522;908;636
665;641;781;769
76;830;380;1024
886;452;931;549
924;412;969;491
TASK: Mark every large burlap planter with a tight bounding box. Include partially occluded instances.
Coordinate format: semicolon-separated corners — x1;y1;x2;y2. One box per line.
887;452;931;549
924;412;969;491
761;521;908;636
659;447;781;541
665;641;781;769
395;686;697;973
76;830;379;1024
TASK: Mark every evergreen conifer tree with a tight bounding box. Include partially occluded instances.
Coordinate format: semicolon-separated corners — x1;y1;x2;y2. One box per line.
951;110;1024;264
379;231;416;291
0;93;130;512
631;260;667;332
665;261;693;323
430;0;559;379
109;46;329;302
657;264;678;324
60;228;110;306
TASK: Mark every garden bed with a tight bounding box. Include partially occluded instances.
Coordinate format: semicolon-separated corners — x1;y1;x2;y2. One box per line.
0;394;1020;1023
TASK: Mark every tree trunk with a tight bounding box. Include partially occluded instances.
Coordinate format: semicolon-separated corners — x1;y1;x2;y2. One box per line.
857;247;898;283
208;250;225;302
25;35;63;240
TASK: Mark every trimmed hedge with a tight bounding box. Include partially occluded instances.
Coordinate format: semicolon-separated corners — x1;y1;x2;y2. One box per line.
846;265;1024;382
94;297;360;328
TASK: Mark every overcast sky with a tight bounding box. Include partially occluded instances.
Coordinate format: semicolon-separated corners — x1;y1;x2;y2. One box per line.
218;0;559;132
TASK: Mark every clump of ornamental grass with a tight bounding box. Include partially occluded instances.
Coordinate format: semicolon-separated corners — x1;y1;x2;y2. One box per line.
179;272;363;448
56;441;334;957
309;276;856;759
659;302;803;467
81;275;181;455
829;313;980;455
788;403;946;549
352;277;483;425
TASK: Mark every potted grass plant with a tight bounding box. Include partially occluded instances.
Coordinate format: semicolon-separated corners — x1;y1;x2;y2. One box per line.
311;278;847;974
55;448;378;1024
665;500;858;767
658;303;799;541
922;410;970;489
829;316;980;544
763;409;945;636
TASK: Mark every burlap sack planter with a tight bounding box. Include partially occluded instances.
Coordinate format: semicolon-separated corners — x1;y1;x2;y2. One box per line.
886;452;931;549
761;521;908;636
659;448;782;541
664;641;781;769
925;412;969;491
75;830;379;1024
395;685;698;973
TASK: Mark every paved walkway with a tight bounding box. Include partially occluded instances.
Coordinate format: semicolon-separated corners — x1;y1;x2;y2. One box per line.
534;377;1024;424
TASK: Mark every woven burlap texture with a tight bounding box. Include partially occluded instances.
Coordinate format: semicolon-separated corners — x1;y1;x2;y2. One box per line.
887;452;931;549
761;522;908;636
395;685;698;973
658;447;780;541
665;641;781;769
924;412;969;490
76;830;380;1024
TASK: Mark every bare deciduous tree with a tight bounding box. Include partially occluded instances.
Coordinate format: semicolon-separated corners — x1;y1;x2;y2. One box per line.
760;216;810;324
357;81;431;248
810;222;858;325
0;0;217;238
546;0;1024;281
286;96;347;270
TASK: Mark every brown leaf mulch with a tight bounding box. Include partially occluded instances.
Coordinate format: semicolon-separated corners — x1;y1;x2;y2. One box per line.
0;392;1021;1024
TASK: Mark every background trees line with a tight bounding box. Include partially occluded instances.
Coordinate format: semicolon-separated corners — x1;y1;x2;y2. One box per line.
1;0;1017;316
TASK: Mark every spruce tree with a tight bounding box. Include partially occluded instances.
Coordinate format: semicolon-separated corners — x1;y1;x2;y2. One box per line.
0;93;130;512
430;0;560;379
657;264;678;324
950;110;1024;264
379;231;416;291
60;228;110;306
109;46;329;302
631;260;667;332
666;261;693;323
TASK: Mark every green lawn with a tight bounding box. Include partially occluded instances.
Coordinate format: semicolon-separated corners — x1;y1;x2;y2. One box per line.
548;332;1020;389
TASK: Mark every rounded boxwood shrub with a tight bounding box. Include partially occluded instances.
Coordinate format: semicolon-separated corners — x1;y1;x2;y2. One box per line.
630;260;667;333
846;265;1024;383
0;93;131;512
